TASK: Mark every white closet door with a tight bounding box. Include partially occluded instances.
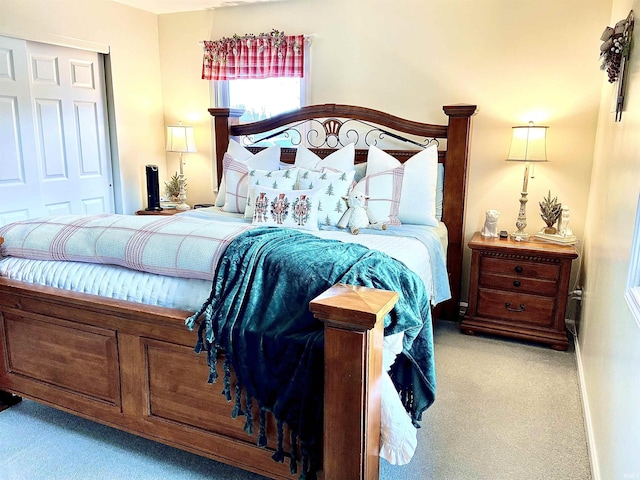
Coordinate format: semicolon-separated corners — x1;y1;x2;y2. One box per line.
0;36;42;224
0;36;114;226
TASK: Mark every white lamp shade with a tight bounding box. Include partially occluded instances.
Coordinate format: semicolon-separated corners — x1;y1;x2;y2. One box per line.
506;124;548;162
166;124;197;153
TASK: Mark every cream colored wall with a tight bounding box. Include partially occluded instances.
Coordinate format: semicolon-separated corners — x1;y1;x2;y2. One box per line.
158;0;610;297
158;11;216;206
580;0;640;477
0;0;165;214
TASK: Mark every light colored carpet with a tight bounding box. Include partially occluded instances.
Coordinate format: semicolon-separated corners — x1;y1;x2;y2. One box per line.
0;320;591;479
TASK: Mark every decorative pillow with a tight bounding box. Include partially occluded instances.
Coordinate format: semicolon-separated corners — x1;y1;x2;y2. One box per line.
215;140;281;207
221;154;249;213
244;167;299;219
223;154;298;214
250;186;321;231
351;165;403;226
294;143;355;172
364;145;439;227
297;168;356;227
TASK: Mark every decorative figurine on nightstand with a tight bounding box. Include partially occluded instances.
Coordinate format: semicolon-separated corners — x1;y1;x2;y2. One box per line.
558;205;573;237
481;209;500;238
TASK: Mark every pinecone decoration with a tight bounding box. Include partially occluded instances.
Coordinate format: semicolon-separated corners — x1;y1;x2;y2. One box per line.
539;191;562;234
606;54;622;82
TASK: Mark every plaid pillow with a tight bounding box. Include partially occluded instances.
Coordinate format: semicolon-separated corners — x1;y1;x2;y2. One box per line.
223;154;299;214
365;145;439;227
351;166;403;226
215;140;281;207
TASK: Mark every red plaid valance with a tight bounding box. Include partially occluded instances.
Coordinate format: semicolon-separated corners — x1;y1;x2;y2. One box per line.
202;30;305;81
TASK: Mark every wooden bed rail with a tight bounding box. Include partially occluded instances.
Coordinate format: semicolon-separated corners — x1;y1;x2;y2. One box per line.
310;284;398;480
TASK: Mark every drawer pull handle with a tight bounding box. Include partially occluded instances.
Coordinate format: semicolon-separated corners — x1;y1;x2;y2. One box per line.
505;302;525;312
513;280;521;287
514;266;523;273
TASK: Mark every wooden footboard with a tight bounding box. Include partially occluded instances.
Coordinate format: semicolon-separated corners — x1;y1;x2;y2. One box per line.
0;278;396;480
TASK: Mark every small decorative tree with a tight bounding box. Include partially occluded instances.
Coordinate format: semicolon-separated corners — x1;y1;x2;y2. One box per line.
539;191;562;234
164;172;184;202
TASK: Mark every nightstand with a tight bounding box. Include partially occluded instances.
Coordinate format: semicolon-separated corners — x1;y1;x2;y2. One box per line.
461;232;578;350
135;209;180;216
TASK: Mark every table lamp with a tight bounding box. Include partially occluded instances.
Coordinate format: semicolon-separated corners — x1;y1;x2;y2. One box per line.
506;122;548;240
166;122;197;210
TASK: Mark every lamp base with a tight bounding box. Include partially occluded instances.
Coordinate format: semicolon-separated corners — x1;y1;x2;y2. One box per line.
511;188;529;241
175;174;190;210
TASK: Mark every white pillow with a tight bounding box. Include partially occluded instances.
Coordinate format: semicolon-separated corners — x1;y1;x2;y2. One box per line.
365;145;439;227
294;143;355;172
215;140;281;207
351;165;403;226
250;186;321;231
297;168;356;227
244;167;299;219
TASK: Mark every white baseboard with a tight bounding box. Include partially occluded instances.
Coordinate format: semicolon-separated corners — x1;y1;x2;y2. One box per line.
574;335;600;480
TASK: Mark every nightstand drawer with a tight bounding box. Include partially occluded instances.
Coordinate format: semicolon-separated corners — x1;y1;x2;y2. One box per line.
480;256;559;281
476;289;555;326
478;272;558;296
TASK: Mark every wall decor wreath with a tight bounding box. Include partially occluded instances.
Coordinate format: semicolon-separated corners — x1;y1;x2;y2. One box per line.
600;10;634;121
600;12;634;83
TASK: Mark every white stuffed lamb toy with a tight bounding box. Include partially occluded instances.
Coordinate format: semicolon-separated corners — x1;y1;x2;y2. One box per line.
337;191;387;235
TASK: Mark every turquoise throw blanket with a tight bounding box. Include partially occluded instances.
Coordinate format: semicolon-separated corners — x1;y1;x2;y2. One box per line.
185;227;436;478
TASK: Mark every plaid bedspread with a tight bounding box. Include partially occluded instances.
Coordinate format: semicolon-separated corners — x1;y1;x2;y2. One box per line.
0;214;253;280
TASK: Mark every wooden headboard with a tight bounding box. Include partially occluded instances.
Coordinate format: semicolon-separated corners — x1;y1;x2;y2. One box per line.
208;104;476;321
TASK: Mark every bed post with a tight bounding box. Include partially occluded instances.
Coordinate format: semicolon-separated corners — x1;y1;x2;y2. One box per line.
310;284;398;480
0;236;22;412
208;108;244;188
441;105;476;322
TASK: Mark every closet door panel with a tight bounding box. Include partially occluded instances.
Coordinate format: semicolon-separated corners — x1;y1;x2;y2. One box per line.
0;36;41;225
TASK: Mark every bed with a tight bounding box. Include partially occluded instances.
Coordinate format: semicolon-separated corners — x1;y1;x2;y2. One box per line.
0;103;475;479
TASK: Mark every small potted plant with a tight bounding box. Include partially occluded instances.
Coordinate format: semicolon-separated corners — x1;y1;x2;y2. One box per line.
539;191;562;234
164;172;185;202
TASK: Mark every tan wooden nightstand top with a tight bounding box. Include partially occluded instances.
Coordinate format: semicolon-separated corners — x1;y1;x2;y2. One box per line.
468;232;578;259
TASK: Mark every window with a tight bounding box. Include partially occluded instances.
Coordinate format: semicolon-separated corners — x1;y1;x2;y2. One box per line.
626;193;640;328
209;35;311;146
213;75;307;124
